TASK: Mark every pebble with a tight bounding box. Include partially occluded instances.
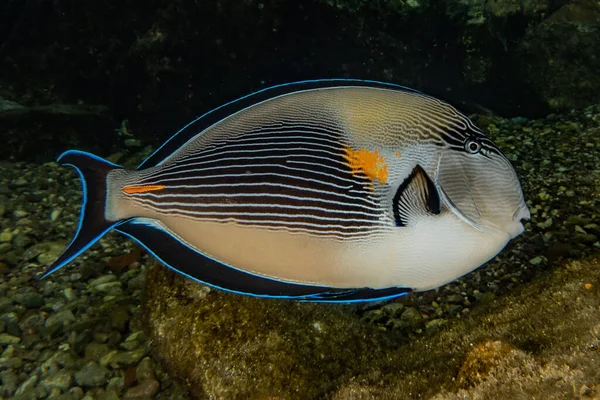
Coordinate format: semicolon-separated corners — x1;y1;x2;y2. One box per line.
110;307;130;332
0;333;21;345
63;287;76;301
135;357;155;382
50;208;63;221
123;379;160;399
529;256;544;265
89;275;117;288
45;309;77;333
0;370;19;397
399;307;424;329
14;374;38;396
13;209;29;218
13;291;44;308
0;230;13;243
40;369;73;392
100;348;146;368
75;361;110;387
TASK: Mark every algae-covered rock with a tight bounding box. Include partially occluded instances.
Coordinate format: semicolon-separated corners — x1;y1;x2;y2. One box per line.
144;255;600;399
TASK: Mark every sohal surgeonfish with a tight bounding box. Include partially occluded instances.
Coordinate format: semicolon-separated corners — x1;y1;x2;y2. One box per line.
44;80;530;302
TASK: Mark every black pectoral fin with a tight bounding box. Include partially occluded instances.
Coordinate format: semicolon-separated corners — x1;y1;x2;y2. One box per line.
393;165;441;227
115;218;411;303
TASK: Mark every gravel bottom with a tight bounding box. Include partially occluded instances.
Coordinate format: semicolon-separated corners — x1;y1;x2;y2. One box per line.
0;105;599;399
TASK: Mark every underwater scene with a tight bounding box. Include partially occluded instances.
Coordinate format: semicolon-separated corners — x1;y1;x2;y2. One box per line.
1;0;599;399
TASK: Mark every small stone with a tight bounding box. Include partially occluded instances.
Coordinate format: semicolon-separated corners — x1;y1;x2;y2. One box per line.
381;303;403;316
45;310;76;334
446;294;464;304
23;243;48;260
529;256;544;265
13;209;29;218
120;331;146;351
425;319;447;331
88;275;117;288
50;208;63;221
13;292;44;308
75;361;109;387
110;307;130;332
93;282;123;295
0;370;19;397
0;333;21;345
63;288;76;302
101;348;146;368
37;243;68;266
135;357;155;382
123;379;160;399
15;374;38;396
400;307;424;328
12;234;31;249
85;342;111;360
0;356;23;369
0;230;13;243
40;369;73;392
13;177;27;186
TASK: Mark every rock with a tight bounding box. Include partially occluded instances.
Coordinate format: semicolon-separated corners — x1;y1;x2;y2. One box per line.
0;370;19;397
143;265;407;399
123;379;160;399
13;291;44;308
75;361;109;387
63;288;76;302
12;233;32;249
14;374;38;396
84;342;111;360
109;307;130;332
399;307;424;329
93;282;123;295
0;230;13;243
37;242;68;266
40;369;73;392
135;357;155;382
120;331;146;351
13;209;28;218
0;333;21;345
50;208;63;221
88;275;117;288
45;309;77;335
100;349;146;368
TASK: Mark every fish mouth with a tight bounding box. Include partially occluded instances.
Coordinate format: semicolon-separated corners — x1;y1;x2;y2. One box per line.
507;203;531;238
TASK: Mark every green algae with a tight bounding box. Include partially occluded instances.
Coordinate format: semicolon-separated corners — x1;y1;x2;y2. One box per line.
143;256;600;399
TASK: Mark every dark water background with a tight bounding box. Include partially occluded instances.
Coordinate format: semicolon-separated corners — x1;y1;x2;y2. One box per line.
2;0;598;162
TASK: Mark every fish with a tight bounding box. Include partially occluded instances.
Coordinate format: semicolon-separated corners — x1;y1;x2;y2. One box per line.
43;79;530;303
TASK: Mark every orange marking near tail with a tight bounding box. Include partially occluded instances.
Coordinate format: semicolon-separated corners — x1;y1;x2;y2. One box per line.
343;147;389;185
122;185;165;194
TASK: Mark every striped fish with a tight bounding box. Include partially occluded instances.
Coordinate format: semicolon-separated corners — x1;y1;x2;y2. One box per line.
44;79;530;302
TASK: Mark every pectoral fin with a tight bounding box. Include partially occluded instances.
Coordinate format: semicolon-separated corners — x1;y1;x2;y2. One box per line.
393;165;441;227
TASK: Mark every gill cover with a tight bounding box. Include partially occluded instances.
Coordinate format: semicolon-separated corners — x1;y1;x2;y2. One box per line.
435;149;527;234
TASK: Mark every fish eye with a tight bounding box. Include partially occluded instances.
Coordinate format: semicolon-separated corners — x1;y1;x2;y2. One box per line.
464;139;482;154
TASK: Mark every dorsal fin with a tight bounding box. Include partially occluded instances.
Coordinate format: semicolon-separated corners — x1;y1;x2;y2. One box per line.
137;79;421;169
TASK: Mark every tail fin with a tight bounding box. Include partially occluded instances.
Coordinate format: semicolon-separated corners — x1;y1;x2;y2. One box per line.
41;150;123;278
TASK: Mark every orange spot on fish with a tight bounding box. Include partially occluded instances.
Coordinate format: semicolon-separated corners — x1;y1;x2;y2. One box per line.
122;185;165;194
343;147;388;184
395;151;401;157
